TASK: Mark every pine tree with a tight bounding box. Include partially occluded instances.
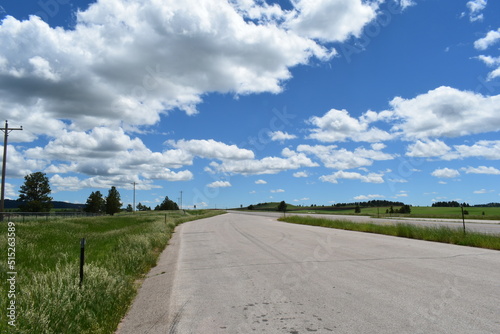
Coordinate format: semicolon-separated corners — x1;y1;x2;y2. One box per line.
105;186;122;215
18;172;53;212
136;202;151;211
155;196;179;211
84;191;105;213
277;201;287;213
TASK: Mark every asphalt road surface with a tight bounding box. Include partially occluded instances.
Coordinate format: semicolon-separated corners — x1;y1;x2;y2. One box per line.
117;213;500;334
229;210;500;235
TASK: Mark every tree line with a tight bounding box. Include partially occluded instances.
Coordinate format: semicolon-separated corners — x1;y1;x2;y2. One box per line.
335;200;406;207
11;171;180;215
84;187;122;215
85;192;179;213
13;172;125;215
384;205;412;214
432;201;470;207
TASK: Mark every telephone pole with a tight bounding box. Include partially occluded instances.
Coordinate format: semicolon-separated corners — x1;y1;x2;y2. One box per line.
131;182;137;212
1;120;23;217
179;191;183;210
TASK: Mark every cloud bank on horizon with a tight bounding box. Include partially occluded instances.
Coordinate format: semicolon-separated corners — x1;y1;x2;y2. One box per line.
0;0;499;207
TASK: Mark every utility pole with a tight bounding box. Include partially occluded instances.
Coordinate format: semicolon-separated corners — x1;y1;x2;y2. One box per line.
179;191;183;210
1;120;23;219
131;182;136;212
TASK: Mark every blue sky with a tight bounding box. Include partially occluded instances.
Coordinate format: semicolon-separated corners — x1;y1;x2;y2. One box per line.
1;0;499;209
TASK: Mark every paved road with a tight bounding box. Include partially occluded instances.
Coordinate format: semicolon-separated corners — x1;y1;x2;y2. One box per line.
229;210;500;235
117;213;500;334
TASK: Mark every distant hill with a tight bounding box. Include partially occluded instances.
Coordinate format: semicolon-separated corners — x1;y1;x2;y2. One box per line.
3;199;85;210
334;200;406;208
244;202;301;211
473;202;500;207
242;200;408;212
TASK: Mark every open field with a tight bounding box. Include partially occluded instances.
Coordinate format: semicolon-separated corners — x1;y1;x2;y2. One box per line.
0;210;224;334
292;206;500;220
279;215;500;251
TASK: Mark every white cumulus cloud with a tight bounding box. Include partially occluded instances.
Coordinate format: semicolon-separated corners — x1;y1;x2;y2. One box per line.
474;28;500;50
431;168;460;178
461;166;500;175
388;86;500;140
474;28;500;80
444;140;500;160
0;0;387;139
320;170;385;184
285;0;378;43
476;55;500;67
298;144;393;170
473;188;493;194
406;140;451;157
207;181;232;188
306;86;500;148
307;108;392;143
170;139;254;160
269;131;297;142
293;171;309;178
20;127;195;189
354;194;384;200
208;151;318;175
465;0;487;22
476;55;500;80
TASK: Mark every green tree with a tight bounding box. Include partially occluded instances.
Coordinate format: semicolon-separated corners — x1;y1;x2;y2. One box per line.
277;201;287;213
399;205;411;214
155;196;179;211
18;172;53;212
105;186;122;215
84;191;105;213
136;202;151;211
354;205;361;213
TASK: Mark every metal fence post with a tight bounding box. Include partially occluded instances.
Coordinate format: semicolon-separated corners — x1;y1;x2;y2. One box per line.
79;238;86;287
461;206;466;234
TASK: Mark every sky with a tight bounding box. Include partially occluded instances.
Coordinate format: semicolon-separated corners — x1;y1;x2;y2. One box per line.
0;0;499;209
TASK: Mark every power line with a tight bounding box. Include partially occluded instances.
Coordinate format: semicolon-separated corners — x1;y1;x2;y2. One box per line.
1;120;23;217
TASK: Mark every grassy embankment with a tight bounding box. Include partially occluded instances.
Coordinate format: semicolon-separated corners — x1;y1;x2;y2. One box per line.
0;210;224;334
292;206;500;220
278;215;500;251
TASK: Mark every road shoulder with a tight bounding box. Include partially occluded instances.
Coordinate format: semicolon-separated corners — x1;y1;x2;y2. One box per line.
115;224;183;334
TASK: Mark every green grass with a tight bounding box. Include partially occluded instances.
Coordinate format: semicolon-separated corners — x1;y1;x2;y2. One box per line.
278;215;500;251
0;210;224;334
409;206;500;219
292;206;500;220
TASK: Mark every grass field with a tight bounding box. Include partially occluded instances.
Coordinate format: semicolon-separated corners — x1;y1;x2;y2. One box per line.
0;210;223;334
293;206;500;220
279;215;500;251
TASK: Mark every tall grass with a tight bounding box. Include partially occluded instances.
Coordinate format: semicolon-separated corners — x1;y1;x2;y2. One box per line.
279;215;500;251
0;210;224;334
